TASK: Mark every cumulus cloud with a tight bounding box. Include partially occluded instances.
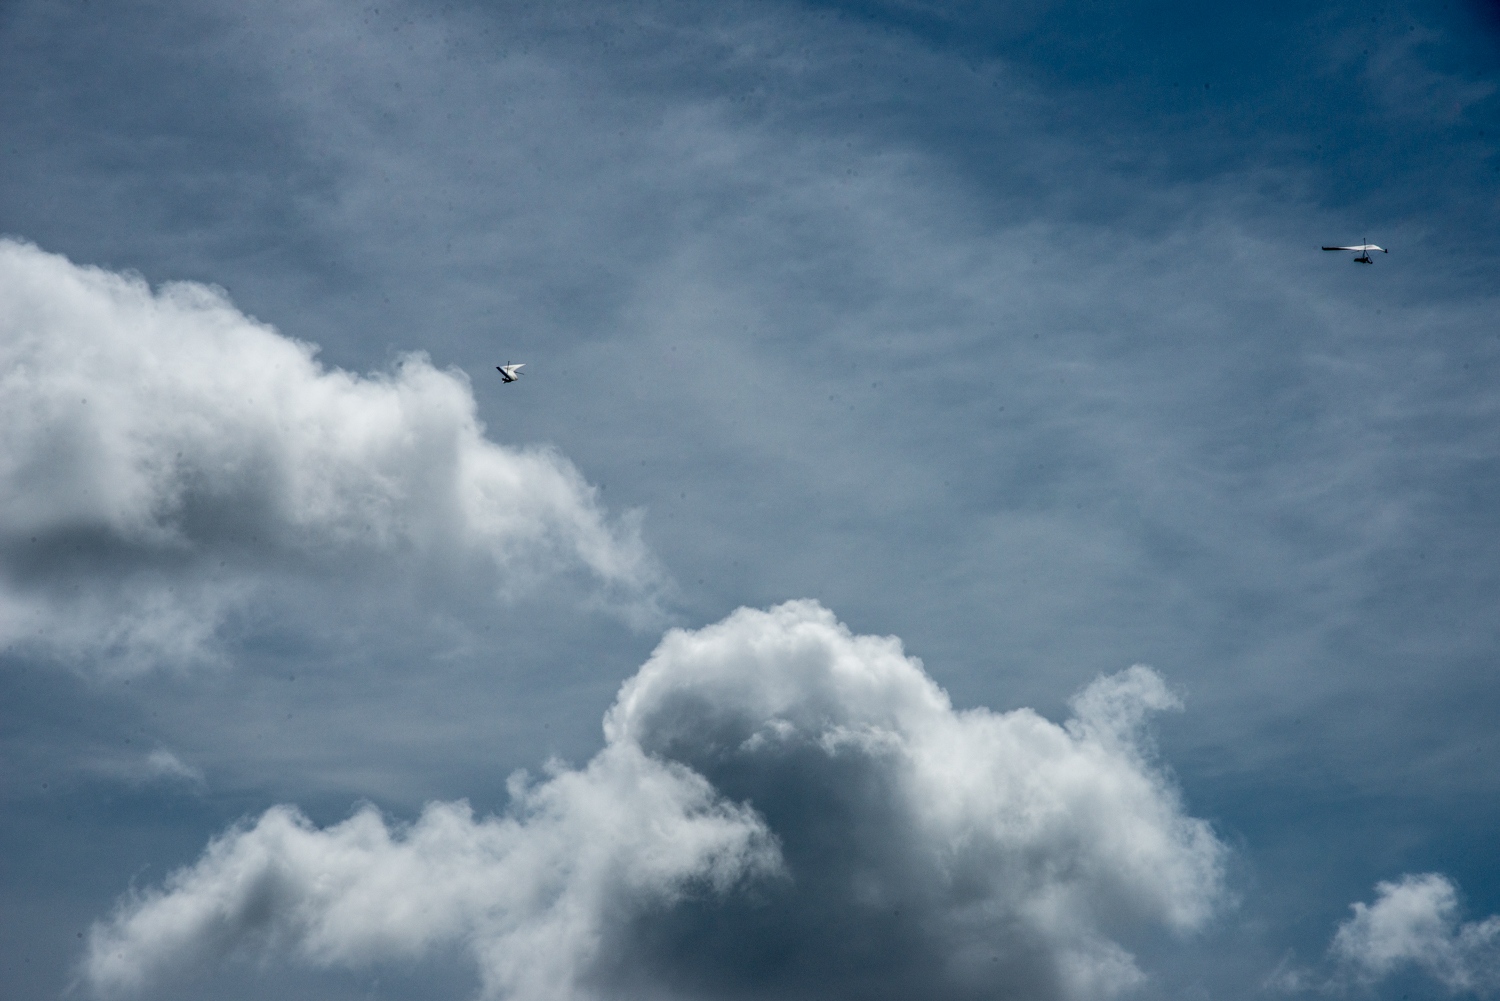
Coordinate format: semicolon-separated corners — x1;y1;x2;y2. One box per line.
83;600;1225;1001
1330;873;1500;995
83;744;778;1001
0;239;661;672
608;602;1223;1000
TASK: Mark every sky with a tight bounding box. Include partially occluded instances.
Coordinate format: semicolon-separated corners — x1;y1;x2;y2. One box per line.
1;0;1498;998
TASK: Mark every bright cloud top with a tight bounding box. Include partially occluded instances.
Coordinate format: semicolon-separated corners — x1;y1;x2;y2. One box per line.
0;239;660;671
1331;873;1500;995
610;601;1225;999
84;601;1225;1001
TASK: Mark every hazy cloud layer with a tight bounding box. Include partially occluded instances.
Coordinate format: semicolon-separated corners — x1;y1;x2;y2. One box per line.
0;239;661;672
85;601;1224;1001
3;0;1497;998
1330;874;1500;995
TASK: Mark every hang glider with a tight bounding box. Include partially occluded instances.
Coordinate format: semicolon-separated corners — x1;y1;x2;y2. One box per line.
1323;244;1387;264
496;362;525;382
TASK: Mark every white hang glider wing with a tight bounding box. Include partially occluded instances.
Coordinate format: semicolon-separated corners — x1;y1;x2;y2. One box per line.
496;362;525;382
1323;243;1387;264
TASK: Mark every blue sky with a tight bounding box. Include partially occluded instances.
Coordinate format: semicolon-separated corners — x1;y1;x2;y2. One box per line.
1;1;1498;999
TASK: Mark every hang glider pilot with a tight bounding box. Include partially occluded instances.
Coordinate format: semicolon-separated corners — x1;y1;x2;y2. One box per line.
1322;244;1387;264
497;362;525;382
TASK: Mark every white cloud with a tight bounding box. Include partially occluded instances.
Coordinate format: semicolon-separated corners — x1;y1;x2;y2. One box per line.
83;743;779;1001
0;239;662;672
1331;873;1500;995
610;601;1225;998
84;600;1225;1001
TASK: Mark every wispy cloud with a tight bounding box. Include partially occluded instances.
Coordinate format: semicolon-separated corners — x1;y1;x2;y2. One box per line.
76;748;207;792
